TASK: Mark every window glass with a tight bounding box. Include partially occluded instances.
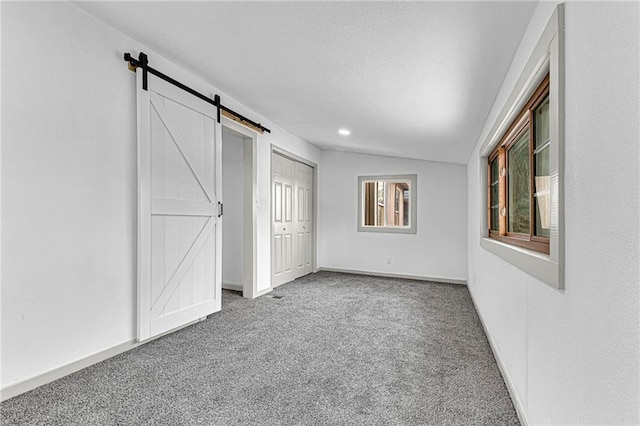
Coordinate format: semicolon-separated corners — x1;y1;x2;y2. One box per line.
403;190;410;226
367;181;409;227
508;132;530;234
490;158;499;231
377;182;385;225
364;182;376;226
534;97;551;237
535;97;550;148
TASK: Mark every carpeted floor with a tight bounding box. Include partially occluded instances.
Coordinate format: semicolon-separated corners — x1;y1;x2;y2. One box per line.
1;271;519;425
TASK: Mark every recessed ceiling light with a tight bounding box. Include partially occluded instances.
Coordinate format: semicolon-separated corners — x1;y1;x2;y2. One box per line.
338;129;351;136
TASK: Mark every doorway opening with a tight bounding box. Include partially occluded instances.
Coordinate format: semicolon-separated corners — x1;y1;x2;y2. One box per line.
221;120;258;298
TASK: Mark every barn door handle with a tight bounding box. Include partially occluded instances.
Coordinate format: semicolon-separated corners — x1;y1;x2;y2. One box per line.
218;202;223;217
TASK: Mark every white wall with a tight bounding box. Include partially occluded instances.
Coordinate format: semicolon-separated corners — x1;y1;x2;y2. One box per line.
1;2;322;390
320;150;467;282
467;2;640;424
221;131;244;287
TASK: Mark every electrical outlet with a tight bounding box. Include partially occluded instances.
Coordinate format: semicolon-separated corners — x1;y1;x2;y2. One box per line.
386;257;392;264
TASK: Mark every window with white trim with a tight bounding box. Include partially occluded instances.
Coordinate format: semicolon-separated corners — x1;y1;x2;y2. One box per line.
479;4;564;289
357;174;417;234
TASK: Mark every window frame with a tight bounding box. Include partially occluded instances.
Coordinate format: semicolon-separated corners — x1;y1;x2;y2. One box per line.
357;174;417;234
478;4;564;290
487;75;550;254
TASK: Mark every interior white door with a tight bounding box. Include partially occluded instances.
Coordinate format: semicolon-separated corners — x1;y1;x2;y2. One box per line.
294;162;313;278
137;70;222;342
272;153;296;287
272;153;314;287
302;163;314;275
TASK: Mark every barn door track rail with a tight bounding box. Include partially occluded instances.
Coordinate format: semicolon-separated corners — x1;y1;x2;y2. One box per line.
124;52;271;134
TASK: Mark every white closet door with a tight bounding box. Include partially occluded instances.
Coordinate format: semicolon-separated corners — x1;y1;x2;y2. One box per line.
302;163;314;275
273;153;314;287
294;161;313;278
137;70;221;342
272;153;296;287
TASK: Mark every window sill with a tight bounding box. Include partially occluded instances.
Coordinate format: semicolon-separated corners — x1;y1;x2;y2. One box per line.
489;233;550;254
358;226;417;235
480;237;563;290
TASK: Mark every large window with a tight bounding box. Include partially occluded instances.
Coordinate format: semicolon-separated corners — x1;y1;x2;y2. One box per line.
488;75;550;254
480;4;563;289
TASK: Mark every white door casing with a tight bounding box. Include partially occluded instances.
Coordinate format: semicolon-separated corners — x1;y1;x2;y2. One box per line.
137;70;222;342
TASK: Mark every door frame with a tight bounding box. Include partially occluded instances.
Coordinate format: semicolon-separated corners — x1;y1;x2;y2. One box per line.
221;118;258;299
270;145;318;287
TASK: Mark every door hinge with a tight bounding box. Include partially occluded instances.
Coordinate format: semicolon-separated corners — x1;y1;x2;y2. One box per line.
218;201;224;217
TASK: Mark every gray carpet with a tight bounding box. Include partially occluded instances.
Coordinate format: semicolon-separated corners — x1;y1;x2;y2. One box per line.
1;271;519;425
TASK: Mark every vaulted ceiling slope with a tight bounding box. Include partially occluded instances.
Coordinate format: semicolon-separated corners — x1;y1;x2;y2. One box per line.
76;1;537;164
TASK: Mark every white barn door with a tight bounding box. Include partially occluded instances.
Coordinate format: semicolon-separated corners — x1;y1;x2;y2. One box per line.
137;70;222;341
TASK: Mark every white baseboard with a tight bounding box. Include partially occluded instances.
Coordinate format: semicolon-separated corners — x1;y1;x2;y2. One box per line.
318;267;467;285
1;317;205;402
467;286;528;426
1;340;135;402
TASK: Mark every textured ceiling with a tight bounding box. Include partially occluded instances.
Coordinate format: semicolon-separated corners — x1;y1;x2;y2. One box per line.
76;1;537;164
